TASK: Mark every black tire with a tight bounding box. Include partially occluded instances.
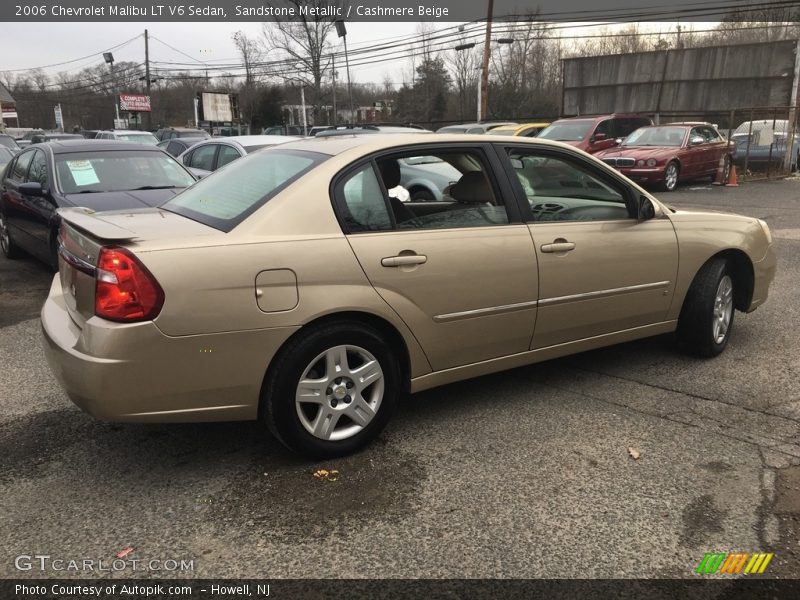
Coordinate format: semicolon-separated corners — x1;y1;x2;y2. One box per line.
410;188;436;202
662;161;679;192
0;211;22;259
710;155;731;183
676;258;735;357
261;321;401;459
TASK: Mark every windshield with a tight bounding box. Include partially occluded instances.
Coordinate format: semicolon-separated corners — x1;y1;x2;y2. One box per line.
163;149;328;232
56;150;195;194
537;121;593;142
623;126;686;147
117;133;159;145
437;126;470;134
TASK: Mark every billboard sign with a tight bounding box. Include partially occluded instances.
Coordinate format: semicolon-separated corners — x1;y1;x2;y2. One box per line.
119;93;152;112
201;92;233;122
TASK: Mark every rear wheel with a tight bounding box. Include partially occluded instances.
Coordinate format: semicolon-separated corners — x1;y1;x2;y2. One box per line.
677;258;735;357
0;212;22;259
662;161;679;191
262;321;400;458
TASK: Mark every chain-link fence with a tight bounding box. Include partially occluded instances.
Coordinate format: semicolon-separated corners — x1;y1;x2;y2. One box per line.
652;106;798;181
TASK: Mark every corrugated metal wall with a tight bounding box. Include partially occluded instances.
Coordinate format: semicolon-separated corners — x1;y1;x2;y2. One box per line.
562;40;799;116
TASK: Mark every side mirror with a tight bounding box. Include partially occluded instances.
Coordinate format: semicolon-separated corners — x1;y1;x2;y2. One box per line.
18;181;44;197
615;137;623;145
689;136;704;146
638;195;656;221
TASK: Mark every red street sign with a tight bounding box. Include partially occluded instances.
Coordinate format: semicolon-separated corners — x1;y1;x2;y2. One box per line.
119;94;151;112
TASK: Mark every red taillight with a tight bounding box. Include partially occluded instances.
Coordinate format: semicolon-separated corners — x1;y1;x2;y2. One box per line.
95;247;164;322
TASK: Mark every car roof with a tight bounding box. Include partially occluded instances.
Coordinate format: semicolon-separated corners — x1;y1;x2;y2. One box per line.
199;135;301;145
106;129;155;134
491;123;550;132
41;139;167;154
276;133;578;156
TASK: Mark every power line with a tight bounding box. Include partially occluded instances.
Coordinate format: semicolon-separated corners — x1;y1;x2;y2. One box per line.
2;34;142;73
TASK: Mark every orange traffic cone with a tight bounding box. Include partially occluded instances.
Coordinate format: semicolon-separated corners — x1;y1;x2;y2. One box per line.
712;156;726;185
726;164;739;187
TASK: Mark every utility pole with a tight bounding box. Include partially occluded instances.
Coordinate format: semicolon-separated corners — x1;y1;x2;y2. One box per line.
144;29;152;131
479;0;494;122
331;53;337;125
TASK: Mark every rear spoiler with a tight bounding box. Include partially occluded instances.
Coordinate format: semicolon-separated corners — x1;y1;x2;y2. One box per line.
57;207;139;241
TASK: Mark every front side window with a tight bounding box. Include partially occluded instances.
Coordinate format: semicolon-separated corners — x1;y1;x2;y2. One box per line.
27;150;48;188
507;149;630;223
594;120;614;138
9;151;33;182
163;149;327;232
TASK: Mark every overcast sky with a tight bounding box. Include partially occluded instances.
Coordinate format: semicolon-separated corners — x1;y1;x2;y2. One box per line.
0;22;422;86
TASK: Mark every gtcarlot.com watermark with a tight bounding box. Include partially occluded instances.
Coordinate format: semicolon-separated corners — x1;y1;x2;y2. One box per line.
14;554;194;573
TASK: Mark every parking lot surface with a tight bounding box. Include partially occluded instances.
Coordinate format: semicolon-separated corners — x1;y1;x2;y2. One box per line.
1;178;799;579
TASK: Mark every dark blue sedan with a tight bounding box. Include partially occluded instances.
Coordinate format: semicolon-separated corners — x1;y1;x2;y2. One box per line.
0;140;196;269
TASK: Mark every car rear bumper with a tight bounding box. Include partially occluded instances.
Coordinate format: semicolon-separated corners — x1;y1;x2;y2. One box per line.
748;244;777;312
41;275;298;422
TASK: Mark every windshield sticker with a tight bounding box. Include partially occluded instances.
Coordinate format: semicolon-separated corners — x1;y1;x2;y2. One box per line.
66;160;100;186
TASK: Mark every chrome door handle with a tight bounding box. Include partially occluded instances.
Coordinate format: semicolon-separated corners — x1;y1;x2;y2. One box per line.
540;240;575;253
381;254;428;267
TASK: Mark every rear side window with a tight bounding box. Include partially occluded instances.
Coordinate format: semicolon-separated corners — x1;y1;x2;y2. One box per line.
163;149;327;232
187;145;217;171
218;145;242;168
338;164;393;232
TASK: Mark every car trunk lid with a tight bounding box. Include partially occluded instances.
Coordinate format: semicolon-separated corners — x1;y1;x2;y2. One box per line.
57;207;220;329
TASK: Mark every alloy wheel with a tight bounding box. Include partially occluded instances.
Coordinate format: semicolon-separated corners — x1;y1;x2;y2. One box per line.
665;163;678;190
295;344;384;441
0;214;9;255
712;275;734;344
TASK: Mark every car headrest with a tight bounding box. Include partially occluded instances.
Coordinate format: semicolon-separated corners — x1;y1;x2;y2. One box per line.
450;171;492;204
377;158;401;189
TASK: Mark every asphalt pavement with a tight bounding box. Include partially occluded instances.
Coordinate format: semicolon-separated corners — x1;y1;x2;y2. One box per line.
0;178;799;581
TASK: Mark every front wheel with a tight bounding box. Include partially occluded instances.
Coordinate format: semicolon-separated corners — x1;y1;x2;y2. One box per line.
0;212;22;259
677;258;735;357
262;321;400;458
662;161;679;191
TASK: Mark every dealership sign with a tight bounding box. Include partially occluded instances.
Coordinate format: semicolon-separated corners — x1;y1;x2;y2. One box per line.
119;94;151;112
1;106;17;119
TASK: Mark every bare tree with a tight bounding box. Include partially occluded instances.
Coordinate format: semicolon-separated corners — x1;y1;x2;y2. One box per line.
261;0;335;123
446;40;480;121
233;30;263;130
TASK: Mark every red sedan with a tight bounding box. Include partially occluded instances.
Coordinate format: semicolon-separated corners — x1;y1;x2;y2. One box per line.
595;123;735;191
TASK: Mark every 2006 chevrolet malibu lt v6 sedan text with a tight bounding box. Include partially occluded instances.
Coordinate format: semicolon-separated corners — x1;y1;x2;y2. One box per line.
41;134;776;458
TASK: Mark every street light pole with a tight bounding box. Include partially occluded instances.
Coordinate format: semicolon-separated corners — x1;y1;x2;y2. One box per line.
335;20;355;124
479;0;494;122
103;52;119;127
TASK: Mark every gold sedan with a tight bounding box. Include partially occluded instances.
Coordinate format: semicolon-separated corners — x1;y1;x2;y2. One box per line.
42;135;776;458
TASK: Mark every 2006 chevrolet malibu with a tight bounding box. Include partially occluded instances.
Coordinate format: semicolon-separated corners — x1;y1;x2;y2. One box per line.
42;134;776;458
